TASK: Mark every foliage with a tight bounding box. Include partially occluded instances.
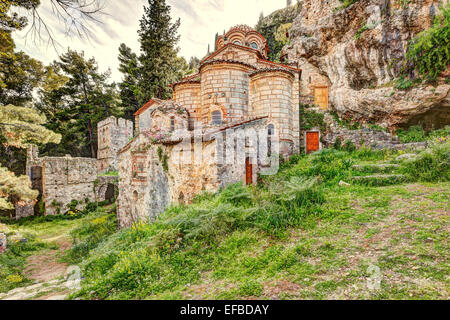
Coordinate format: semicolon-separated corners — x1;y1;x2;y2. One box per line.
255;3;301;62
0;105;61;148
299;103;326;133
354;23;370;40
274;23;292;46
37;49;122;158
0;105;60;211
0;166;37;211
337;0;359;10
393;76;416;90
0;233;53;293
406;4;450;82
401;141;450;182
137;0;188;102
329;111;362;130
396;125;450;143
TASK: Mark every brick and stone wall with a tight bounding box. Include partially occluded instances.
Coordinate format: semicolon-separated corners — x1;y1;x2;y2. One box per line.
116;118;270;229
249;70;295;155
173;82;202;121
200;62;253;124
97;116;133;173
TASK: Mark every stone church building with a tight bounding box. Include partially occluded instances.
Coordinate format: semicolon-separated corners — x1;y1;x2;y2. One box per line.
116;25;312;228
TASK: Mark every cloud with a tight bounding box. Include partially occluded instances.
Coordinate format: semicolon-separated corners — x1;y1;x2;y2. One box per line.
14;0;286;82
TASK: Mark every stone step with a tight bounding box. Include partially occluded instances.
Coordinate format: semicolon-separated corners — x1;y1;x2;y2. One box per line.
351;174;408;186
352;163;400;174
352;164;400;171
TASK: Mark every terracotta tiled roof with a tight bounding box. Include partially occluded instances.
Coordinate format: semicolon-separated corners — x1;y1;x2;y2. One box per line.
257;59;302;73
199;59;257;72
200;42;264;64
249;68;295;77
133;98;164;116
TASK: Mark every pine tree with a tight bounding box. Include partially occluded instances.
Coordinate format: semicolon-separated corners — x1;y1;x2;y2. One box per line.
137;0;183;102
118;43;141;120
38;49;121;158
0;104;61;211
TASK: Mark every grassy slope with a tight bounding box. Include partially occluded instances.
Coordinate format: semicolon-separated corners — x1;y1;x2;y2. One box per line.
0;206;115;294
1;141;448;300
66;141;449;300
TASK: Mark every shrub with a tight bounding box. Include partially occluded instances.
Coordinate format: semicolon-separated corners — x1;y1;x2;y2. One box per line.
64;213;117;263
401;141;450;182
406;5;450;82
397;125;426;143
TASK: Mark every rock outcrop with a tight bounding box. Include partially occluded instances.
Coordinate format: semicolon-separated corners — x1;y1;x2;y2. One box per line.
285;0;449;130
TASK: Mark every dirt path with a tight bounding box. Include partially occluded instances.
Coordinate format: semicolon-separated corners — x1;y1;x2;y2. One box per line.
1;237;75;300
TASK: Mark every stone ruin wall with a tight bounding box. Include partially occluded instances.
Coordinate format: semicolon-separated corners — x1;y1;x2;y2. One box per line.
117;133;222;229
97;116;133;173
27;154;98;216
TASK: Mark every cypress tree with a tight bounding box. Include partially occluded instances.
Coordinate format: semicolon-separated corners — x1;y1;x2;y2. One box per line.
138;0;182;102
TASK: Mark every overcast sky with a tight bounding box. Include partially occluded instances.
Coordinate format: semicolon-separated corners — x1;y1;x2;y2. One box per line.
13;0;286;82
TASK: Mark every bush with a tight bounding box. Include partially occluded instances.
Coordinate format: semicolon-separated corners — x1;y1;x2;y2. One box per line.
64;213;117;263
401;142;450;182
406;5;450;82
397;125;426;143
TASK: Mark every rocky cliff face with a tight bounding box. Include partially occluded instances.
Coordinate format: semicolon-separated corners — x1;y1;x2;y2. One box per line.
285;0;449;130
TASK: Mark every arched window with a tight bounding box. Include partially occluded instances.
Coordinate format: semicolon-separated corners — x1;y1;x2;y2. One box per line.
251;42;259;50
233;40;241;45
268;124;275;136
211;111;222;125
170;117;175;132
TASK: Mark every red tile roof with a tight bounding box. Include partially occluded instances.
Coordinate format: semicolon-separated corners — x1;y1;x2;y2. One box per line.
134;98;163;116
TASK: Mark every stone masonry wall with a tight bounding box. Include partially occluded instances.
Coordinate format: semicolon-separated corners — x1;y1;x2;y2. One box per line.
201;63;252;124
42;157;98;215
249;71;294;155
97;116;133;173
173;83;202;121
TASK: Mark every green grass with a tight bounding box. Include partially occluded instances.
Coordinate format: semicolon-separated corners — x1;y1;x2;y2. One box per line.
0;204;115;295
60;141;449;300
3;141;448;300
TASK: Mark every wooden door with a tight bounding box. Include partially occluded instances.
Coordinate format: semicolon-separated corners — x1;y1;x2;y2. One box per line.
306;132;320;154
245;157;253;185
314;87;328;110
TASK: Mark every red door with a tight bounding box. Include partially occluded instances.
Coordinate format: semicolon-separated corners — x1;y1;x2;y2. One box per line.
306;132;320;154
245;157;253;185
